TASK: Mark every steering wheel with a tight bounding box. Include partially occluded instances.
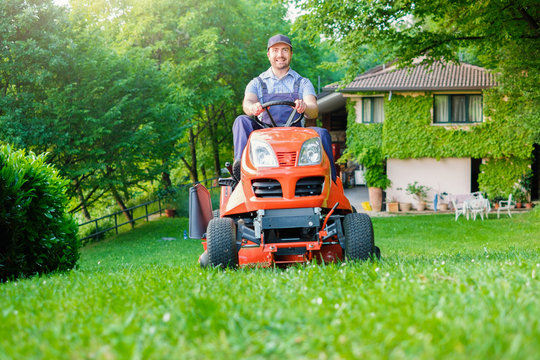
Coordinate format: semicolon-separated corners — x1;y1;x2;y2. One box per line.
251;100;304;128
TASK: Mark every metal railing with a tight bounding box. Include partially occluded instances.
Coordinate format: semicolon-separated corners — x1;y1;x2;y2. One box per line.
78;177;221;242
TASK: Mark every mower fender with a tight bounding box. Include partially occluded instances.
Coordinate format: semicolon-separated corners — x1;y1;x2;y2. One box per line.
189;184;213;239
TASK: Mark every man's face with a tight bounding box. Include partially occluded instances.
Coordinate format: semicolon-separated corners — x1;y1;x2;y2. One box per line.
267;43;292;71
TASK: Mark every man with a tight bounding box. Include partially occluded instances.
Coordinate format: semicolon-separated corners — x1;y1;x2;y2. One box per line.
232;34;336;181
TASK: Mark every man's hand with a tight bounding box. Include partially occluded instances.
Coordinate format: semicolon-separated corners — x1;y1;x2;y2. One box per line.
294;99;306;114
250;102;264;116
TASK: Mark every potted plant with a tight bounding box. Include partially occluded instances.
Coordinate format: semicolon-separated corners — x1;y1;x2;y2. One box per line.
356;147;391;212
158;186;179;218
492;195;504;210
386;194;399;213
395;187;411;211
513;188;525;208
521;171;534;208
406;181;431;211
437;192;449;211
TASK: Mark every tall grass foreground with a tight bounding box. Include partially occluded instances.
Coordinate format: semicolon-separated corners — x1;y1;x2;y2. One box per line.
1;211;539;359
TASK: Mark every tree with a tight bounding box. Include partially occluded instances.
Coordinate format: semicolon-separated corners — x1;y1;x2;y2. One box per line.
294;0;539;139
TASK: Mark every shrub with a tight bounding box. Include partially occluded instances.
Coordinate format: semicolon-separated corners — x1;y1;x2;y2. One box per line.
0;145;80;281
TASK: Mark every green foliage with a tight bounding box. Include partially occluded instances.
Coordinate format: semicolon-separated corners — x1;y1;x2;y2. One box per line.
0;145;80;281
342;100;390;188
382;93;534;159
295;0;540;144
2;0;337;219
1;214;540;358
405;181;431;202
478;158;531;200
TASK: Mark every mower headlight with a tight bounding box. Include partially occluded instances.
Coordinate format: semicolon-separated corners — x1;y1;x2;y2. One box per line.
298;137;322;166
250;139;278;168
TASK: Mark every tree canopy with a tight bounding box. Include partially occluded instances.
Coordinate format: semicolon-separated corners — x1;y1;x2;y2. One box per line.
294;0;540;141
0;0;339;220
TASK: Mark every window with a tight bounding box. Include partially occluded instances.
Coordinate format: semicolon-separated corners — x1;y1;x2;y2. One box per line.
362;97;384;123
434;94;483;123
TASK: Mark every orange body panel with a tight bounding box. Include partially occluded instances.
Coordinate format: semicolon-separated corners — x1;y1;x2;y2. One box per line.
222;128;351;216
204;127;352;267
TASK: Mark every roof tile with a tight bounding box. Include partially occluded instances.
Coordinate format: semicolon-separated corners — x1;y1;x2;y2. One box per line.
337;61;496;92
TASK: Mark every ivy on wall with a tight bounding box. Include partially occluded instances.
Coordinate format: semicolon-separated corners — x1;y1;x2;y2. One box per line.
343;91;535;197
478;158;531;199
342;99;390;188
383;93;534;159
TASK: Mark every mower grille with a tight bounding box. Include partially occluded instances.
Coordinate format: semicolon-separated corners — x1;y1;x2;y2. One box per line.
295;177;324;197
252;179;282;198
276;151;297;167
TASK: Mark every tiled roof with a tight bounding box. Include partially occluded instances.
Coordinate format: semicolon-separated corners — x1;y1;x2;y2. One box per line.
333;60;497;92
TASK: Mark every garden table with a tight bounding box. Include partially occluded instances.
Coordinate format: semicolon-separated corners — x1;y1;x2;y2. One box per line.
464;198;491;220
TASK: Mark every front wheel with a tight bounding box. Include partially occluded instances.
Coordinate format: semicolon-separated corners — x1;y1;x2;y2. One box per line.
343;213;375;261
206;217;238;268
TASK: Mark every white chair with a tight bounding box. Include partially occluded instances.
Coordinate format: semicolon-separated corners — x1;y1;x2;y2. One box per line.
497;194;515;218
451;196;469;221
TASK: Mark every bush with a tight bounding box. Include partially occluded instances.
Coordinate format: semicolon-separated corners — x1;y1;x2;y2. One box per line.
0;145;80;281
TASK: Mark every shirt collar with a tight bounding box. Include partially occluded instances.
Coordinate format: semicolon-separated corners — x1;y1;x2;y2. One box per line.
261;67;296;80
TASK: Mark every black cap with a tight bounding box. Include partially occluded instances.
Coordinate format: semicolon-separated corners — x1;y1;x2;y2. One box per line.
267;34;292;50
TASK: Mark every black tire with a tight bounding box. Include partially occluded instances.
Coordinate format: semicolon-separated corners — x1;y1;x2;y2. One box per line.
343;213;375;261
206;217;238;268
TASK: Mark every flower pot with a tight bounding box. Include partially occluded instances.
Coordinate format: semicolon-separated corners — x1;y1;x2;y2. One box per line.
165;209;176;218
387;202;399;213
416;201;426;211
516;202;522;208
525;203;533;209
368;187;383;212
399;202;412;212
438;203;449;211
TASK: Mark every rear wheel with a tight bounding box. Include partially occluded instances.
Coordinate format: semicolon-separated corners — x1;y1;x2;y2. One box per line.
343;213;375;261
207;217;238;268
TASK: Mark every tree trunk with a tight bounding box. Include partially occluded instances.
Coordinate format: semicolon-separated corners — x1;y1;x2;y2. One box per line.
75;180;92;221
206;108;221;177
161;171;172;188
188;128;198;182
110;185;133;227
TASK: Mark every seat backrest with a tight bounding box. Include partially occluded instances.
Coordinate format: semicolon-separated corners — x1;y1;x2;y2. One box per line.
471;191;483;199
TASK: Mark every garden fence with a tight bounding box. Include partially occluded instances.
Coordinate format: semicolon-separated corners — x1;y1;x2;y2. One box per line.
78;177;220;242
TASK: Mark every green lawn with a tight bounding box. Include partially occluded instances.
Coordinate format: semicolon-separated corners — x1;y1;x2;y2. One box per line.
1;211;539;359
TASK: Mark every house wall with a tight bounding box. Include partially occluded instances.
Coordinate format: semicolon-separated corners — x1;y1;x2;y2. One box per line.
387;158;471;204
340;91;534;199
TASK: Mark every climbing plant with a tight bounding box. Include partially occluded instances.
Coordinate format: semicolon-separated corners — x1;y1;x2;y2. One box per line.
344;92;534;197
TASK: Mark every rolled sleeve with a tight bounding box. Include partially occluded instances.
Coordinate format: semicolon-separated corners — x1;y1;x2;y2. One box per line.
245;78;259;97
300;78;317;99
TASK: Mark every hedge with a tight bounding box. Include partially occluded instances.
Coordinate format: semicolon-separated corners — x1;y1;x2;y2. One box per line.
0;145;80;281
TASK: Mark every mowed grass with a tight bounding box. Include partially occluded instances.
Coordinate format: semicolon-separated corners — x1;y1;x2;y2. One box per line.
1;211;539;359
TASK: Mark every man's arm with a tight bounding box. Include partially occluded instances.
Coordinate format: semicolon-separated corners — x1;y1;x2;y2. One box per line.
296;94;318;120
243;92;264;116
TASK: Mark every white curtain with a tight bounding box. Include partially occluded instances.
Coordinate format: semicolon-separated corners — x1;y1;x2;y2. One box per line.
374;98;384;123
469;95;482;122
452;95;467;122
363;98;372;123
434;95;449;123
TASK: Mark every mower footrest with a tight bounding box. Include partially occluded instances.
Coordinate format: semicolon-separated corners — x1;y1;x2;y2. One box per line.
263;241;321;252
274;257;307;265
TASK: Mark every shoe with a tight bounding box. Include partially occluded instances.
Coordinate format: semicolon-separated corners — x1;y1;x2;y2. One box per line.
233;160;241;181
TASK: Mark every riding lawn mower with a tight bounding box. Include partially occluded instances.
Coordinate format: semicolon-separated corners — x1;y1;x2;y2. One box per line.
189;101;380;268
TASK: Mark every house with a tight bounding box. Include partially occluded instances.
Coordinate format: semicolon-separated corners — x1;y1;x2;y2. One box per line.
316;59;539;206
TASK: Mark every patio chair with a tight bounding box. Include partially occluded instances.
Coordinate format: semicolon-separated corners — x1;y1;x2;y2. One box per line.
497;194;515;218
451;194;469;221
